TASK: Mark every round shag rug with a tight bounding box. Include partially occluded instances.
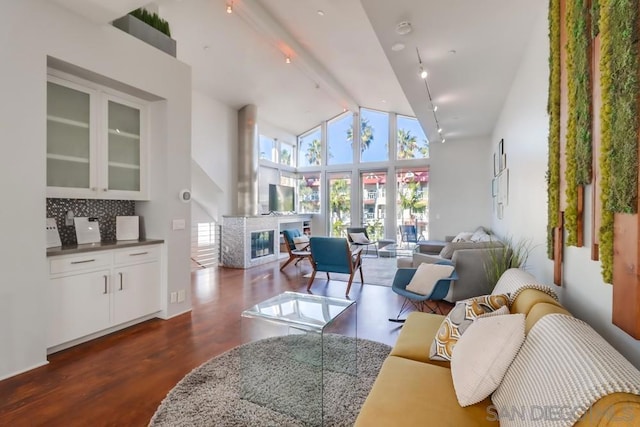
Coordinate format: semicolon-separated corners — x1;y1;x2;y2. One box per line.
150;334;391;427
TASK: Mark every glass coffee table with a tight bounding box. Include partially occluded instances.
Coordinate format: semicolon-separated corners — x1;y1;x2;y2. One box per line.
379;242;418;258
241;292;357;425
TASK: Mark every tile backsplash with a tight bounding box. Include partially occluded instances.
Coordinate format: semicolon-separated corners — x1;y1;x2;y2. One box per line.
47;198;135;245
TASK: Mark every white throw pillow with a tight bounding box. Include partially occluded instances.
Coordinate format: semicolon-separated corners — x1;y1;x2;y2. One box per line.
349;232;370;244
451;313;525;407
452;231;474;242
405;263;454;296
293;235;309;251
470;228;489;242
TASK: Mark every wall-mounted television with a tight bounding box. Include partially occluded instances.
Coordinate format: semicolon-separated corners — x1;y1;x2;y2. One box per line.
269;184;295;212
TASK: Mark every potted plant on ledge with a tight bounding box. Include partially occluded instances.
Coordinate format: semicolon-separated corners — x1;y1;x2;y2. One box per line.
112;8;176;57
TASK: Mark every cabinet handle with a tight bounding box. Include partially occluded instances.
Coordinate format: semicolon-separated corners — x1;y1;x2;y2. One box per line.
103;275;108;294
129;252;148;256
91;187;97;191
71;259;95;265
102;188;108;192
119;272;123;291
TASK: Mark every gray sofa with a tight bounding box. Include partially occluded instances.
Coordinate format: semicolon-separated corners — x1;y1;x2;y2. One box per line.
397;228;507;302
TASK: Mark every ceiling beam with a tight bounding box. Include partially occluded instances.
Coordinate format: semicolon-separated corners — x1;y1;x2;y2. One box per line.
235;0;359;114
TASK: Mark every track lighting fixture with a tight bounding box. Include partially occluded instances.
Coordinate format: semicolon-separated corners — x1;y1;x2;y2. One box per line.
416;48;446;143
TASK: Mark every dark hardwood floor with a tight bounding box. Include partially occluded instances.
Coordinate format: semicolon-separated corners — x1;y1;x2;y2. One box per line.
0;259;451;426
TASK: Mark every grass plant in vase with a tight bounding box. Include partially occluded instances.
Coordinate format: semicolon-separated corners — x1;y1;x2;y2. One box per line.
484;236;533;292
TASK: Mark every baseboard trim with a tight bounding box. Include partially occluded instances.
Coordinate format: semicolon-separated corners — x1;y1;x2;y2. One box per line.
47;312;161;355
159;308;192;320
0;360;49;381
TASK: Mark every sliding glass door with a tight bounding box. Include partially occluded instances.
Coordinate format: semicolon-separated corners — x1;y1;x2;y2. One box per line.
327;172;351;237
360;171;386;241
396;168;429;241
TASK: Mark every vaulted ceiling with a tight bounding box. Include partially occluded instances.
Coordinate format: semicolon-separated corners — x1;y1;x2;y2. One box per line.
52;0;545;139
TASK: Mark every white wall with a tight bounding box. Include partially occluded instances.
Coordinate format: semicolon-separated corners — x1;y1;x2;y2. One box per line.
191;91;237;219
428;137;493;240
490;7;640;367
0;0;191;379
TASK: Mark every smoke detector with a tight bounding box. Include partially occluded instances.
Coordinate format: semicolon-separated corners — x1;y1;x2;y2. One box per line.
395;21;412;36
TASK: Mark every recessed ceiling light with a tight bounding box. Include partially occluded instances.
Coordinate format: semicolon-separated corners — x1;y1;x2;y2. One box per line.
317;10;325;16
226;3;233;14
391;42;405;52
438;128;442;133
419;67;428;79
441;138;446;143
285;56;291;64
433;105;438;112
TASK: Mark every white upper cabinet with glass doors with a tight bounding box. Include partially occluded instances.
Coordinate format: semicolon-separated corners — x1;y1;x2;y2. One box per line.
46;71;148;200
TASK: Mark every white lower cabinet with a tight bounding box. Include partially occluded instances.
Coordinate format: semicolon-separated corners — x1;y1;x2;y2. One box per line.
47;245;161;350
113;262;160;325
48;270;111;347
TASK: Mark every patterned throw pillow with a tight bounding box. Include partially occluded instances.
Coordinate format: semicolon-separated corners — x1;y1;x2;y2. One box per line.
429;294;509;361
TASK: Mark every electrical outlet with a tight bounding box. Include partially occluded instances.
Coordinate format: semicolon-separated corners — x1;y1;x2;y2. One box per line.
177;289;186;303
170;292;177;303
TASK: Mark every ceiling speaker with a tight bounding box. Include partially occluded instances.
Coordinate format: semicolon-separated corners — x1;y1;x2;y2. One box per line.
395;21;412;36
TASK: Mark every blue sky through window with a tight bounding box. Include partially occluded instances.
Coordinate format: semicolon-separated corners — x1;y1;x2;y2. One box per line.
360;108;389;162
397;115;429;159
298;127;322;166
327;112;353;165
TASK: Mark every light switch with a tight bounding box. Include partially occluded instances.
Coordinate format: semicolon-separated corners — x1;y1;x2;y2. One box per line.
172;219;186;230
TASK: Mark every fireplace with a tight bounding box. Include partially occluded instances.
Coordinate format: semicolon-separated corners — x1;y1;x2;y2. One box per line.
251;230;275;259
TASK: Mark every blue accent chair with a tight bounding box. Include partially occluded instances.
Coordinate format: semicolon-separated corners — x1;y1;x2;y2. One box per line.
307;237;364;296
280;229;311;271
388;261;458;322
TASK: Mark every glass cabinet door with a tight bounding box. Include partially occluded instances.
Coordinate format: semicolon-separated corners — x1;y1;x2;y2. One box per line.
107;99;141;192
47;81;91;189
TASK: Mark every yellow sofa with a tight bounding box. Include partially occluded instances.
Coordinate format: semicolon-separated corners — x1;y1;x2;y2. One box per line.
356;288;640;426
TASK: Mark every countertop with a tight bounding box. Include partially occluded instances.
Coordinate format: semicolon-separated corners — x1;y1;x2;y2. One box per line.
46;239;164;257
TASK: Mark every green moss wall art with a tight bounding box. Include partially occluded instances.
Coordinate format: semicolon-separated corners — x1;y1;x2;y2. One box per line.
598;0;613;283
564;0;592;247
547;0;561;258
598;0;639;284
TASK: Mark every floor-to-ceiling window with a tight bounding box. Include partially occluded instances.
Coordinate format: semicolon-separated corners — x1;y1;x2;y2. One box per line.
360;171;386;241
327;172;351;237
295;108;429;239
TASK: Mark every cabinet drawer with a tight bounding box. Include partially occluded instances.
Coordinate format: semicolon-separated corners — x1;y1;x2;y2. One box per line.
50;252;112;275
114;245;160;265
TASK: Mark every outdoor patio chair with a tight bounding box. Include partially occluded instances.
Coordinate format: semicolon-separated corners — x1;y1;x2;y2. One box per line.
399;224;422;245
346;227;378;257
307;237;364;296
